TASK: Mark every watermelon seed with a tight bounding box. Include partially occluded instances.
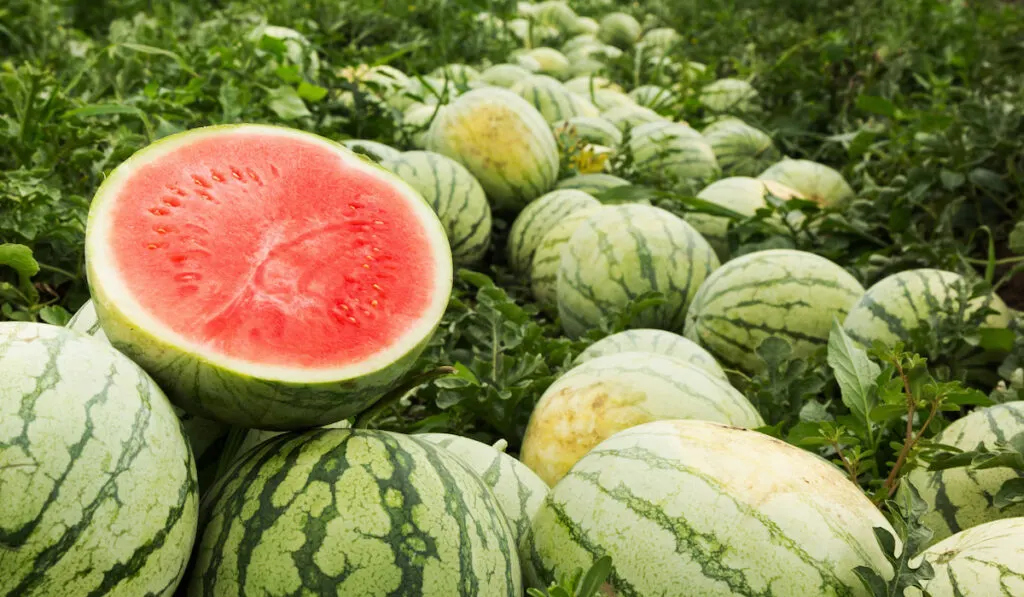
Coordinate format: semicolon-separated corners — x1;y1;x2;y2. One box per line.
372;283;382;291
269;163;280;177
166;184;188;196
192;175;212;188
245;168;263;185
362;264;370;269
147;242;165;250
230;167;244;181
374;220;384;225
149;207;171;216
162;196;182;207
348;316;357;323
210;170;226;183
371;300;378;307
175;272;201;283
154;226;170;235
196;190;217;203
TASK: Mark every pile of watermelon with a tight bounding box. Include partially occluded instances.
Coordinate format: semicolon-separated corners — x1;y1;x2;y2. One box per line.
3;2;1023;597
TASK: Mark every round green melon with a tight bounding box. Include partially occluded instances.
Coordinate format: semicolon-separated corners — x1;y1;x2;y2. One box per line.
565;41;623;62
382;150;493;265
521;352;761;486
533;1;579;34
702;119;780;176
628;84;680;112
842;269;1011;351
576;329;727;380
0;322;198;597
479;63;535;88
530;206;606;311
507;189;600;274
573;16;600;35
684;249;865;373
910;518;1024;597
429;63;481;87
597;12;643;48
523;47;571;78
556;204;720;338
758;158;855;206
554;173;631;195
417;432;549;580
85;124;453;430
427;88;559;210
553;116;623;147
905;401;1024;545
187;428;522;596
399;103;440;149
627;121;721;182
357;65;411;94
690;177;804;258
67;299;231;494
699;78;760;113
639;26;682;53
601;104;664;131
529;419;894;596
512;75;588;124
562;75;622;95
340;139;403;163
562;35;599;56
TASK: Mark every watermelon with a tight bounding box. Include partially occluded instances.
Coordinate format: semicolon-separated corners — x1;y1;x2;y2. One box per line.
355;64;411;94
758;158;855;206
628;84;680;112
564;42;623;62
531;206;607;311
84;124;453;430
597;12;643;48
699;78;760;112
690;177;804;258
507;189;600;274
340;139;402;163
554;172;631;195
522;48;571;78
529;419;894;596
479;63;534;88
905;401;1024;545
910;518;1024;597
563;75;622;95
576;328;727;380
602;104;665;131
556;204;720;337
382;150;492;265
684;249;865;373
843;269;1011;352
427;88;559;210
387;76;457;111
512;75;589;124
399;102;441;149
638;26;682;53
429;63;481;87
417;432;549;583
521;352;762;485
0;323;198;597
513;52;543;73
573;16;600;35
627;121;721;182
532;1;579;33
187;428;522;596
553;116;623;147
702;119;781;176
67;299;230;493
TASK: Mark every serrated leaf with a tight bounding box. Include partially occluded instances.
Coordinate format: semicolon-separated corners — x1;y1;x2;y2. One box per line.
827;318;879;426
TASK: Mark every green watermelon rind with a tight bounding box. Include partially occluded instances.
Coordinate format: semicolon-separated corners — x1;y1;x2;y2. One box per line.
507;189;600;275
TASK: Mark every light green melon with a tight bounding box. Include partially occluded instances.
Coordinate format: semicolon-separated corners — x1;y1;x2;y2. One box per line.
758;158;855;206
702;119;781;176
426;88;559;210
628;84;680;112
522;47;571;78
627;121;720;182
587;88;637;112
576;329;727;380
684;249;865;372
597;12;643;48
382;150;493;265
507;189;600;274
699;78;760;112
532;2;579;34
479;64;535;88
554;173;631;195
689;177;804;258
529;419;894;596
909;518;1024;597
529;207;606;311
0;322;198;597
573;17;600;36
340;139;403;163
638;27;682;53
553;116;623;148
905;401;1024;545
601;104;664;132
399;102;441;148
512;75;588;123
563;75;622;95
556;204;720;337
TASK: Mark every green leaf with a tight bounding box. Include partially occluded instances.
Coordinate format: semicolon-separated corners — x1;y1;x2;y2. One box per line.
119;42;198;76
575;556;613;597
827;318;879;427
1009;220;1024;255
977;327;1015;352
968;168;1007;193
0;243;40;303
297;81;328;102
939;169;965;190
38;305;71;326
855;483;934;596
855;95;896;117
994;478;1024;509
266;85;311;120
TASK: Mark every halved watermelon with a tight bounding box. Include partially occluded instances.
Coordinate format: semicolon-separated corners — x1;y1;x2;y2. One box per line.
85;124;453;430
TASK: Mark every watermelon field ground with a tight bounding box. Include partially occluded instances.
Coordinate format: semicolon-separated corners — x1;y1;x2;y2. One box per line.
3;0;1024;596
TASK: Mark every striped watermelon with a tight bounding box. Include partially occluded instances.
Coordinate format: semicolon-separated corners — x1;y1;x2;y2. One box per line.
529;419;894;596
602;104;665;132
628;84;680;112
187;428;522;596
564;41;623;63
479;64;534;88
699;78;760;113
684;249;865;372
533;1;579;34
638;27;682;53
399;103;441;148
573;16;600;35
702;119;781;176
557;204;720;337
530;206;606;310
554;172;631;195
427;88;559;210
576;329;727;380
417;432;549;582
910;518;1024;597
382;150;493;265
758;158;855;206
563;75;622;95
340;139;402;163
905;401;1024;545
553;116;623;147
843;269;1011;352
520;353;762;485
0;323;198;597
67;299;231;494
597;12;642;48
85;125;453;430
522;48;571;78
690;177;804;258
512;75;589;124
627;121;721;184
514;51;543;73
507;189;600;274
